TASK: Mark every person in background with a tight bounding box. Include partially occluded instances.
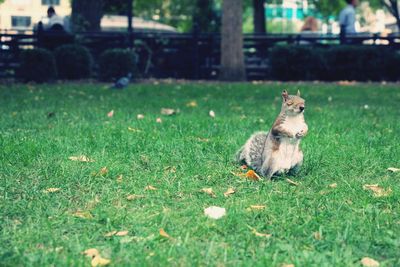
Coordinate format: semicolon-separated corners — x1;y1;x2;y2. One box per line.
299;16;319;45
45;6;65;31
339;0;358;43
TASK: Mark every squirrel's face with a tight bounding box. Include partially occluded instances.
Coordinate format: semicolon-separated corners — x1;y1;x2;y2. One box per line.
281;90;305;115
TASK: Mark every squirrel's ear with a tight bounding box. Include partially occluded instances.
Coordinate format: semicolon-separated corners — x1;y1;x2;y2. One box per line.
282;90;289;101
297;90;301;97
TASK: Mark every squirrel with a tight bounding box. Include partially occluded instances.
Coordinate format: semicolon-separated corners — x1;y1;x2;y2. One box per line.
236;90;308;179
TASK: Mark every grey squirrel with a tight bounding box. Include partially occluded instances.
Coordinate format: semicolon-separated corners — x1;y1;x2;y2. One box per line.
236;90;308;179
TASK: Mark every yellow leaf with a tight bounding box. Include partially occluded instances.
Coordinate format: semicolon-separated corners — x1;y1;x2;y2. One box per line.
186;100;198;107
360;257;380;267
329;183;337;188
69;155;94;162
201;188;216;198
145;185;157;191
99;167;108;176
82;248;100;258
363;184;392;197
249;205;266;210
115;231;129;236
91;256;111;266
116;174;123;183
159;228;171;238
281;264;295;267
223;187;235;197
313;231;322;240
252;229;271;238
286;178;299;186
44;187;60;193
104;231;117;237
137;114;145;119
72;210;93;219
126;194;145;200
245;170;260;181
107;110;114;118
128;127;142;133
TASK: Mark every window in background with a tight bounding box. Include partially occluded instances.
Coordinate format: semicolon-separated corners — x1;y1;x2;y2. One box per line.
42;0;60;6
11;16;31;28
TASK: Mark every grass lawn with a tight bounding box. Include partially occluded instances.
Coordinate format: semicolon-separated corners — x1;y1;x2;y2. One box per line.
1;81;400;266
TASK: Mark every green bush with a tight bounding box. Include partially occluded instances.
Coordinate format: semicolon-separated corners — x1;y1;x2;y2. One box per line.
98;49;136;81
269;45;400;81
54;44;93;79
18;48;57;83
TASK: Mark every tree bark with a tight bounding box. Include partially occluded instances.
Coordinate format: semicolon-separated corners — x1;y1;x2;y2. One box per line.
71;0;104;32
219;0;246;81
253;0;266;33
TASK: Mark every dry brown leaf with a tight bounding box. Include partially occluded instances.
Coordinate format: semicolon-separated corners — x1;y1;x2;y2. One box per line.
313;231;322;240
145;185;157;191
91;256;110;267
223;187;235;197
126;194;145;200
251;228;271;238
246;170;260;181
115;231;129;236
72;210;93;219
209;110;216;118
249;205;266;210
281;264;295;267
363;184;392;197
137;114;144;119
360;257;380;267
161;108;176;116
99;167;108;176
156;118;162;123
128;127;142;132
82;248;100;258
44;187;60;193
387;167;400;172
201;187;216;198
159;228;171;238
104;231;118;237
107;110;114;118
197;137;210;142
286;178;299;186
186;100;198;107
329;183;337;188
69;155;94;162
116;174;123;183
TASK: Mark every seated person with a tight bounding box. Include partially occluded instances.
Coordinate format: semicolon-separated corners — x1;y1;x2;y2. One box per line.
45;6;65;31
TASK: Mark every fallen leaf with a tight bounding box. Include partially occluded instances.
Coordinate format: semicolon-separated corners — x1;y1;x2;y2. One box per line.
107;110;114;118
137;114;144;119
281;264;295;267
329;183;337;188
252;228;272;238
128;127;141;132
82;248;100;258
204;206;226;219
363;184;392;197
126;194;145;200
99;167;108;176
156;118;162;123
201;187;216;198
115;231;129;236
313;231;322;240
387;167;400;172
223;187;235;197
159;228;171;238
361;257;380;267
116;174;123;183
197;137;210;142
246;170;260;181
104;231;117;237
186;100;198;107
72;210;93;219
249;205;266;210
161;108;176;116
69;155;94;162
286;178;299;186
145;185;157;191
44;187;60;193
209;110;216;118
91;256;110;267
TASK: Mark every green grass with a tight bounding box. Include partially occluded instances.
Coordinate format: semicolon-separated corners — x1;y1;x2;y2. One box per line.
1;81;400;266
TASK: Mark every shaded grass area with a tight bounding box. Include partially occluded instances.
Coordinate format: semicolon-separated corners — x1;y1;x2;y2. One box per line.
1;81;400;266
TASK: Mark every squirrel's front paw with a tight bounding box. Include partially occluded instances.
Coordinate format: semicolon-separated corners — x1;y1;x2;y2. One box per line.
295;130;305;139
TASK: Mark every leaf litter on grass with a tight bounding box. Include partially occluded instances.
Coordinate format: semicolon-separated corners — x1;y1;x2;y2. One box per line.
43;187;60;193
68;155;95;162
201;188;216;198
82;248;110;267
363;184;392;197
387;167;400;172
360;257;380;267
223;187;235;197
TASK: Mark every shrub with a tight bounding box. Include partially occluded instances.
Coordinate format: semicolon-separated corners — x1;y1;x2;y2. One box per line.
98;49;136;81
269;45;400;81
18;48;57;83
54;44;93;79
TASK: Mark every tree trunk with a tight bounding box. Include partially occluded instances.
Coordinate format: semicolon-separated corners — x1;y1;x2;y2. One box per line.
71;0;104;32
253;0;266;33
220;0;246;81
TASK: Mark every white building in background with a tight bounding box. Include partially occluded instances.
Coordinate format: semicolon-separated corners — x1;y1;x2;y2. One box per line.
0;0;70;32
